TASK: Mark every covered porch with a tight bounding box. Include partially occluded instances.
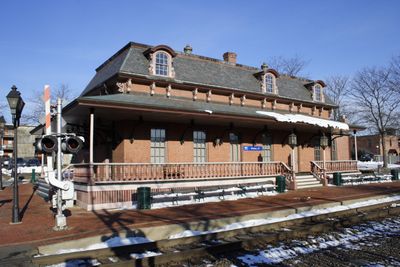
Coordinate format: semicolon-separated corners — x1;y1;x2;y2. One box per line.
62;94;358;209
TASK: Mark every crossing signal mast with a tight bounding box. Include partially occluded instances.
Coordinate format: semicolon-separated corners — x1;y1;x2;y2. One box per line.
36;87;84;230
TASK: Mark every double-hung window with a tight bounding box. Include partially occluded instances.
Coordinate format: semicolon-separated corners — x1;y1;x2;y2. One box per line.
193;131;206;162
230;133;240;162
150;128;166;163
261;134;273;162
265;74;274;93
155;52;169;76
314;84;322;102
314;144;321;161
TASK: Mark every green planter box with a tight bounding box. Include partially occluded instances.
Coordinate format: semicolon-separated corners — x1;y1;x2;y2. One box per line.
391;169;399;181
333;172;342;186
137;187;151;210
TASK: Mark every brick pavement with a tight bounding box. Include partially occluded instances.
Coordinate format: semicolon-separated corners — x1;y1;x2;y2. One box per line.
0;181;400;248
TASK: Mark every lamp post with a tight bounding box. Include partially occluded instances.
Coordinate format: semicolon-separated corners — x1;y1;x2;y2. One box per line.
7;85;25;224
320;134;329;170
0;116;5;190
288;132;297;171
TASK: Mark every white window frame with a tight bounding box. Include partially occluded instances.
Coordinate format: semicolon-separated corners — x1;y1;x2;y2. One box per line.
150;128;166;163
261;134;273;162
229;133;241;162
313;84;324;102
150;51;174;77
193;131;207;163
314;143;321;161
263;73;277;94
331;139;337;161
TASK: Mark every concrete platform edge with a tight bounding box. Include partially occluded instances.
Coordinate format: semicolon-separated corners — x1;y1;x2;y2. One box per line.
37;193;399;255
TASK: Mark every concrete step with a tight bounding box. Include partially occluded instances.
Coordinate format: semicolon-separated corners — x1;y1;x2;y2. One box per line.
297;180;322;186
296;177;318;182
297;183;323;189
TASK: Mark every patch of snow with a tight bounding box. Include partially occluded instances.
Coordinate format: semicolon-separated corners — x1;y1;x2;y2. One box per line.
52;236;152;255
45;258;101;267
130;250;162;259
2;166;46;176
238;216;400;266
168;195;400;239
358;161;400;170
256;111;349;130
119;188;278;211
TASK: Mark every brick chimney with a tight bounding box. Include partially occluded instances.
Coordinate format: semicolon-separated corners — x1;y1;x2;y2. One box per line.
223;52;237;64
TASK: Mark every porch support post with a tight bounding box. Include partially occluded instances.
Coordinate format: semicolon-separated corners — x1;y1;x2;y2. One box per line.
353;129;358;162
89;108;94;183
291;148;297;190
322;148;328;186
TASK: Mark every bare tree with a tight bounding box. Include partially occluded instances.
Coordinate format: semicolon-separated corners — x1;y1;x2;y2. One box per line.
389;55;400;93
350;66;400;167
268;55;309;77
325;75;351;121
22;84;76;125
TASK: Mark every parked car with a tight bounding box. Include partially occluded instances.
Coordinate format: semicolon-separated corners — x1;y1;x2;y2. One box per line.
359;154;374;162
1;156;10;168
26;158;40;167
7;158;26;169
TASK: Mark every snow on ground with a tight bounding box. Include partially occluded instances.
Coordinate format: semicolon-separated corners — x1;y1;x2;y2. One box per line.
116;187;278;211
358;161;400;170
43;194;400;266
41;194;400;266
1;166;45;176
46;236;152;255
168;195;400;239
237;216;400;266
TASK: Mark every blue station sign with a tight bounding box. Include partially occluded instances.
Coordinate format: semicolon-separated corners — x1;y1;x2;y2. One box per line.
243;146;263;151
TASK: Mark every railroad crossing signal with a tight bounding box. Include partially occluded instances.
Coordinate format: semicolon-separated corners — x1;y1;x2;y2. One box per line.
36;135;84;154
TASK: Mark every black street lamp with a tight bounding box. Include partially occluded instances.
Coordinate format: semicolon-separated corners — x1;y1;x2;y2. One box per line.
288;132;297;149
0;115;5;191
320;133;329;171
7;85;25;224
320;134;329;150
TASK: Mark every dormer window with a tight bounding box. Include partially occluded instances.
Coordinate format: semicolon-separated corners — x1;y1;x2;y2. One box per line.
314;84;323;102
263;73;278;94
265;74;274;93
144;45;177;78
155;52;169;76
256;64;279;94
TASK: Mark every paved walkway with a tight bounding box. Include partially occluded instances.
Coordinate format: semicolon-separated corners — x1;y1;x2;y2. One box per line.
0;181;400;249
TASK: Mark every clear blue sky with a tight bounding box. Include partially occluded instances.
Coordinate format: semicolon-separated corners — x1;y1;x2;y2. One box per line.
0;0;399;123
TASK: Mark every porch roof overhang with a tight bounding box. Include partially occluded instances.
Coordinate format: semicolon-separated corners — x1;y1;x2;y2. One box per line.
63;93;348;134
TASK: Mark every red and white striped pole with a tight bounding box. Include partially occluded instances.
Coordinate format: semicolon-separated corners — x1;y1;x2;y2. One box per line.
44;85;53;173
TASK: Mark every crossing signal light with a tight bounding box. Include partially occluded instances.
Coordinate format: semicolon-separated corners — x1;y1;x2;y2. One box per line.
37;135;58;154
37;135;84;154
61;136;83;154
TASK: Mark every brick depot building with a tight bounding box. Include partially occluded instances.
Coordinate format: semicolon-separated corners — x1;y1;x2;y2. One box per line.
63;42;358;210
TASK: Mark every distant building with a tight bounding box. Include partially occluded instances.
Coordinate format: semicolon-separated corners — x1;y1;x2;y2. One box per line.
1;124;40;158
351;129;400;157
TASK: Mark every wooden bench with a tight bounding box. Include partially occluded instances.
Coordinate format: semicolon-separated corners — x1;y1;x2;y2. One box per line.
150;180;276;205
237;181;276;196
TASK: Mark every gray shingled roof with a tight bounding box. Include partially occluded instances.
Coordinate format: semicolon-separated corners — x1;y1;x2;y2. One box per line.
78;93;284;121
78;93;317;123
80;42;336;106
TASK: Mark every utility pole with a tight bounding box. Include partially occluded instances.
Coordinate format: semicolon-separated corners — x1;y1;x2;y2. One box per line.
54;98;66;230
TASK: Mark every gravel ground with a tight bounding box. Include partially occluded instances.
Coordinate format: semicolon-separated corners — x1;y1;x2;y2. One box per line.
283;235;400;267
195;216;400;267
